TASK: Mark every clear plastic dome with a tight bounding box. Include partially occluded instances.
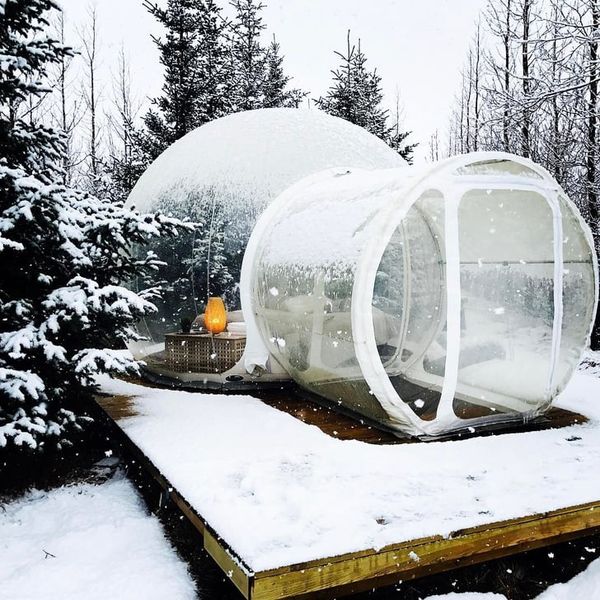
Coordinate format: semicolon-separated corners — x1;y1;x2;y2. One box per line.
245;153;598;436
126;108;405;380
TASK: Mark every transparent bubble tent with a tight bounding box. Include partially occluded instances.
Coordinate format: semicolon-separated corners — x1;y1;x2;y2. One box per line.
127;108;598;438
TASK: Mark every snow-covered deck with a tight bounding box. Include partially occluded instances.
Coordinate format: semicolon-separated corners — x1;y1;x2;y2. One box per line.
97;359;600;599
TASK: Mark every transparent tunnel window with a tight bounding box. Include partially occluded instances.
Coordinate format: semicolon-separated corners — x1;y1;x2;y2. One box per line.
255;259;393;424
455;189;555;418
253;186;398;426
372;190;446;421
249;159;596;437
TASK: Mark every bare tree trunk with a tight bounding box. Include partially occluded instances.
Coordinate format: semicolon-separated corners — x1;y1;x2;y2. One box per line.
459;72;465;153
466;51;473;151
587;1;599;240
521;0;531;158
588;1;600;349
429;130;440;162
117;47;131;167
107;45;140;197
57;12;70;183
550;7;561;182
473;20;481;151
80;6;100;180
503;0;512;151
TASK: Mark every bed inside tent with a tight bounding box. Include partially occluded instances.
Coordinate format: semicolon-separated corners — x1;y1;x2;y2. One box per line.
126;108;597;439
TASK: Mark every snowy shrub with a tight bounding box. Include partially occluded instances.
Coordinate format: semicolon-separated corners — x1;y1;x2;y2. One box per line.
0;0;188;451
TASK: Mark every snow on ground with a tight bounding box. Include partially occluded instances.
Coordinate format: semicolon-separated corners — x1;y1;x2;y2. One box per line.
535;556;600;598
0;476;196;600
427;556;600;598
97;355;600;573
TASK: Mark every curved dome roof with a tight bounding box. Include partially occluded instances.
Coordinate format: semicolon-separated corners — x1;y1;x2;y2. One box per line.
126;107;406;214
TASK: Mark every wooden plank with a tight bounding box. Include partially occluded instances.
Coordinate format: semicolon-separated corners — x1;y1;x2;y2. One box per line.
97;383;587;446
259;393;587;445
96;394;138;420
204;529;253;599
251;501;600;600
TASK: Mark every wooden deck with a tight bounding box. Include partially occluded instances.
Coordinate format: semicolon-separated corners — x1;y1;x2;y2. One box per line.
96;390;599;600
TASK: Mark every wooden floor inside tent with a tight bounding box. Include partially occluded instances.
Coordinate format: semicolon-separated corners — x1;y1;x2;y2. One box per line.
96;388;600;600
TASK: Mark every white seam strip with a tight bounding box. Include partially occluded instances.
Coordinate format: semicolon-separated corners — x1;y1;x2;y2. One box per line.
433;190;461;427
548;191;564;398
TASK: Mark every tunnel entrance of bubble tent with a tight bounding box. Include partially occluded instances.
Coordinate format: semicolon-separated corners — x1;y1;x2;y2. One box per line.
366;183;596;433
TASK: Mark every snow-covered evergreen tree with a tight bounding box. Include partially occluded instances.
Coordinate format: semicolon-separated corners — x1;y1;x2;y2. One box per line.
226;2;304;112
139;0;230;164
140;0;202;160
187;197;234;304
195;0;230;124
226;0;268;111
316;31;415;163
0;0;187;451
145;188;235;336
263;36;304;108
324;36;389;139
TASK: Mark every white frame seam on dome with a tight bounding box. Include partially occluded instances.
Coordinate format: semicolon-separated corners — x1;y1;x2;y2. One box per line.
432;188;461;430
548;190;564;399
352;177;445;435
425;180;564;434
240;167;364;375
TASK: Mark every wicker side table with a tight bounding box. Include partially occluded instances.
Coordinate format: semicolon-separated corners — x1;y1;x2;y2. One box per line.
165;332;246;374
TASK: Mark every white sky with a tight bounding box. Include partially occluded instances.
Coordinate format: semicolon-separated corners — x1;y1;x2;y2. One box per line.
58;0;487;163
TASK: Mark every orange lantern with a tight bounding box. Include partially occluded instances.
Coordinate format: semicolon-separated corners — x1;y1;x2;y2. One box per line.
204;297;227;334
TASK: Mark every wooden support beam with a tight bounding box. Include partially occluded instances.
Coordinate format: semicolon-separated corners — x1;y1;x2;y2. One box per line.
251;501;600;600
95;393;253;594
205;529;253;599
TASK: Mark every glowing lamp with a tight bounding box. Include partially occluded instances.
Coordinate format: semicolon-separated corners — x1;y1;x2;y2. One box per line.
204;297;227;334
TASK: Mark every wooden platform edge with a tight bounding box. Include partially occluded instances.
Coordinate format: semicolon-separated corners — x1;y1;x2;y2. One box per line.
95;394;600;600
251;501;600;600
205;529;252;598
94;395;254;600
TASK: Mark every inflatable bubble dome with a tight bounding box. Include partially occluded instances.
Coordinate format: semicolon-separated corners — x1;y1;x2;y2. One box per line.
126;108;405;369
126;107;597;438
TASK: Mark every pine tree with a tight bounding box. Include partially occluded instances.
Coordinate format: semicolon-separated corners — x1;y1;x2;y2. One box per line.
146;188;235;336
136;0;304;317
316;31;415;163
139;0;229;163
187;199;234;305
195;0;229;124
226;0;268;111
140;0;203;160
0;0;187;451
263;36;304;108
315;32;364;127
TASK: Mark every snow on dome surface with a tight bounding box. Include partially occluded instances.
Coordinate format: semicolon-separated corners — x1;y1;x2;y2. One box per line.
126;107;405;214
